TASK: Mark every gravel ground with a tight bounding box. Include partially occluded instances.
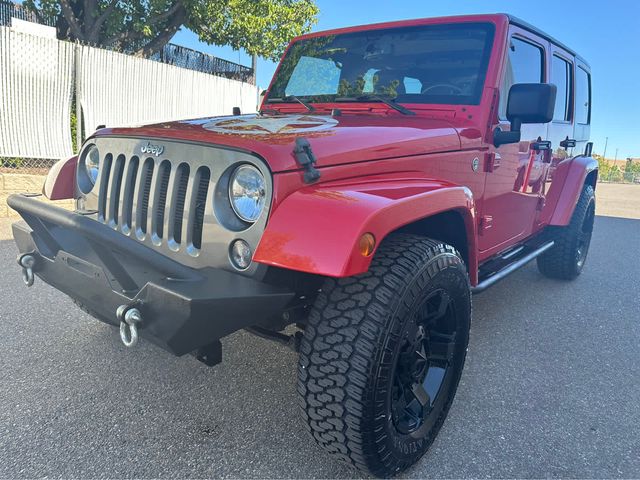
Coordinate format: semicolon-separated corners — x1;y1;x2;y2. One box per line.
0;214;638;479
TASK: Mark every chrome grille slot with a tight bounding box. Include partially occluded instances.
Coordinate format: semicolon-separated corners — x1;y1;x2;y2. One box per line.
121;156;139;234
136;158;154;235
151;160;171;241
191;167;210;251
170;163;190;245
97;154;113;221
106;155;125;227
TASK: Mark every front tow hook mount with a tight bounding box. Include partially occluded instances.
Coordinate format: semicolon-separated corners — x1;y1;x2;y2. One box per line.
117;305;143;348
18;253;36;287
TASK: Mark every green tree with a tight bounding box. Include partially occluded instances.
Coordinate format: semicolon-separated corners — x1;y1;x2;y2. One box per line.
23;0;319;59
594;154;613;181
625;158;640;174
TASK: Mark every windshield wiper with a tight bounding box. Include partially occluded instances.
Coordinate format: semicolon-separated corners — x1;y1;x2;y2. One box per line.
335;95;415;115
266;95;315;113
357;95;416;115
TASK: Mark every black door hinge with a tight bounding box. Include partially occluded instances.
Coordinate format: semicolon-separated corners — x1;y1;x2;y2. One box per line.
293;137;321;184
531;139;552;151
560;136;577;149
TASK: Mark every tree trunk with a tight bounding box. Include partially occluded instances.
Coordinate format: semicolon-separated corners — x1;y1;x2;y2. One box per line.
58;0;83;39
135;26;179;58
251;54;257;85
134;6;187;58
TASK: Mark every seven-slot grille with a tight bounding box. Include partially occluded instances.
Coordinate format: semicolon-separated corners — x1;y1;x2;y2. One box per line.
96;153;210;251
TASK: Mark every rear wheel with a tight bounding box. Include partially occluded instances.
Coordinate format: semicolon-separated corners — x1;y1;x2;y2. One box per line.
537;184;595;280
297;234;471;477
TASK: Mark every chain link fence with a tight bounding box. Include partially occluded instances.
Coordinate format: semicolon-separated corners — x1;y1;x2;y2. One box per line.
596;157;640;184
152;44;254;83
598;170;640;184
0;158;58;175
0;0;55;26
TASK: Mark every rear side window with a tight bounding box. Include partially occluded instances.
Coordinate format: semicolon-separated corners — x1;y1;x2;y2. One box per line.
551;55;573;122
575;66;591;124
500;37;544;118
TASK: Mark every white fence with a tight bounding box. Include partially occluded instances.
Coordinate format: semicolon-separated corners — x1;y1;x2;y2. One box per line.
0;26;258;160
77;45;258;137
0;27;75;159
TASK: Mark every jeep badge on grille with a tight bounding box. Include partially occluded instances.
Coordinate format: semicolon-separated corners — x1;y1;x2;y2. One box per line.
141;142;165;157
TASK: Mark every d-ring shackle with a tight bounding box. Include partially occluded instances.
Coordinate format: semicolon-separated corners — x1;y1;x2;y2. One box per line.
18;254;36;287
117;305;143;348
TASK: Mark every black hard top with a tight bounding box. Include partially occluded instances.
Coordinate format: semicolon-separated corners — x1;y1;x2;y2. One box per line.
506;14;589;67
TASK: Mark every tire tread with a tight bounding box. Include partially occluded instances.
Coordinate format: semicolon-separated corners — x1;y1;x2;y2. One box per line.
537;184;595;280
297;234;468;476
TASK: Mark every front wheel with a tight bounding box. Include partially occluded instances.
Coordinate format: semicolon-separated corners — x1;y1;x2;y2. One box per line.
297;234;471;477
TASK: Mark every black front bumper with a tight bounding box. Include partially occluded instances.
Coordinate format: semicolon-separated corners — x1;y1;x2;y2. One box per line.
7;194;295;357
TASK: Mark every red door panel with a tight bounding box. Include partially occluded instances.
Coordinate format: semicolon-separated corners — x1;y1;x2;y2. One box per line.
479;28;550;254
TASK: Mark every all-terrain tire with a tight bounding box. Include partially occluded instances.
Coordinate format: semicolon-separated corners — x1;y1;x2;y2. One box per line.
537;184;596;280
297;234;471;477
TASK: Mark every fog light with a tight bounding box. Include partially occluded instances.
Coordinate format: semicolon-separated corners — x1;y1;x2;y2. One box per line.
230;239;252;270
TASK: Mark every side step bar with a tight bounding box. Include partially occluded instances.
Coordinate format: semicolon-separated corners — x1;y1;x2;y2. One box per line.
471;241;555;294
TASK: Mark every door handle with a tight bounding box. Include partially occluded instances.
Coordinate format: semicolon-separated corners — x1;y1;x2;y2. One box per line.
560;136;577;149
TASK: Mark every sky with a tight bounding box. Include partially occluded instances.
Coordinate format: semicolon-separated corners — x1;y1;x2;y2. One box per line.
172;0;640;159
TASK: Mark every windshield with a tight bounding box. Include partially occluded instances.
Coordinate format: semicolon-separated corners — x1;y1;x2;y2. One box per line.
268;22;495;106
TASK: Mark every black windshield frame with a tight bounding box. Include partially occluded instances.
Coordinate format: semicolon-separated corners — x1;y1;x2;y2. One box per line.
268;22;496;106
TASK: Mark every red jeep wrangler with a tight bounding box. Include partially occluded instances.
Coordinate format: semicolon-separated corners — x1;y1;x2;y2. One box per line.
9;14;596;477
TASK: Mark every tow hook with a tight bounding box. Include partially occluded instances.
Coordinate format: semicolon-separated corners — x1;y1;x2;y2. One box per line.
18;253;36;287
116;305;143;348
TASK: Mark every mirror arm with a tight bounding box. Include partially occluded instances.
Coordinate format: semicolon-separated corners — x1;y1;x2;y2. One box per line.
493;117;522;147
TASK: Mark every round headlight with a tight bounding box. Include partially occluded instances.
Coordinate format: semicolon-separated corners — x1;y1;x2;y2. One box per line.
229;165;266;223
84;145;100;185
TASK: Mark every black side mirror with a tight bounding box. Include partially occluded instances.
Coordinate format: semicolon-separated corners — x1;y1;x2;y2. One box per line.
494;83;557;147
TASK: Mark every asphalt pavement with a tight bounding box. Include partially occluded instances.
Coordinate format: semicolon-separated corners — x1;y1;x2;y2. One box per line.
0;215;638;479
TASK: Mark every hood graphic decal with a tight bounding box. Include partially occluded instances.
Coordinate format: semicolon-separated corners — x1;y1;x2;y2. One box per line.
202;115;338;136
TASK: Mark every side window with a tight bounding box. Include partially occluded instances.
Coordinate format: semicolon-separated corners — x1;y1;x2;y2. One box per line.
285;56;340;97
551;55;573;122
500;37;544;118
575;66;591;124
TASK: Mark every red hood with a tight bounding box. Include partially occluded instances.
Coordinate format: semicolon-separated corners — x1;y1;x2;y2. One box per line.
97;113;462;173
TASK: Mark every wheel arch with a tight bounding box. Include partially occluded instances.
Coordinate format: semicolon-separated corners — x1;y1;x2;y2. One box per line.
585;169;598;189
544;155;598;226
254;175;478;283
394;209;471;274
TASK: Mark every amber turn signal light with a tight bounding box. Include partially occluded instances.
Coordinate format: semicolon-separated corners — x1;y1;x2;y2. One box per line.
359;233;376;257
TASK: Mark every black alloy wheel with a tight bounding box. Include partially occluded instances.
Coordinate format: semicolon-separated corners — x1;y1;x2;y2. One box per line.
391;288;458;436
